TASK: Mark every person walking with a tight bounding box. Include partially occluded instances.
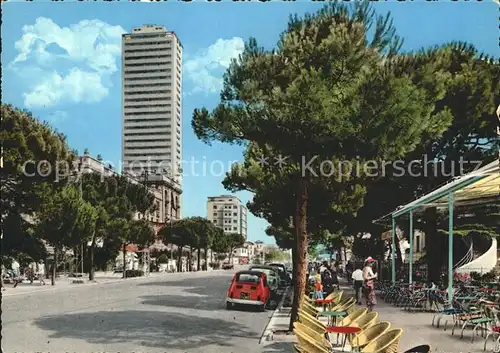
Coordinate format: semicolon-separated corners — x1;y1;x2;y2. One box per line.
330;261;340;290
37;261;46;285
362;257;378;312
351;265;364;304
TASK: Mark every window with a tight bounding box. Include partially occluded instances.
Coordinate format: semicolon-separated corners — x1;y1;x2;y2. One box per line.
416;235;421;252
213;220;216;223
213;213;217;217
233;227;237;231
236;273;260;284
233;213;237;216
213;205;217;209
233;205;237;209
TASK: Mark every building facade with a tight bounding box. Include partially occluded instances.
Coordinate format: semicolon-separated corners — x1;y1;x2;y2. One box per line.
206;195;247;239
121;25;183;186
78;150;181;227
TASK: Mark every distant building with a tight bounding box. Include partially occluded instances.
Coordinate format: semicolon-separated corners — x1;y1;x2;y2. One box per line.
121;25;183;186
206;195;247;239
78;150;181;230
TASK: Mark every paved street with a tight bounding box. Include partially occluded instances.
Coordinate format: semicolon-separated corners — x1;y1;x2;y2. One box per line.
2;271;273;353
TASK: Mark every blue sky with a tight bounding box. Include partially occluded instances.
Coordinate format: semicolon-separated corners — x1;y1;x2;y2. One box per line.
2;1;498;244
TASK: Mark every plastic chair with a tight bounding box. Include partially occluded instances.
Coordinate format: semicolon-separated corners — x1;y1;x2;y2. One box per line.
354;311;378;331
338;307;368;327
294;328;331;353
361;328;404;353
351;321;391;350
403;345;431;353
294;322;332;349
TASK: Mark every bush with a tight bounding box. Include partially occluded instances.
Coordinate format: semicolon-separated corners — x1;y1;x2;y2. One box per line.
210;262;220;269
125;269;144;278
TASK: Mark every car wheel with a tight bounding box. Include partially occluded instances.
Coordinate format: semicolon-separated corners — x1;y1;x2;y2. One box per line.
259;304;266;312
226;301;233;310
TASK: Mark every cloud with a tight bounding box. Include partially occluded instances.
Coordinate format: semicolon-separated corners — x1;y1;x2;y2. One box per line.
184;37;245;95
10;17;125;109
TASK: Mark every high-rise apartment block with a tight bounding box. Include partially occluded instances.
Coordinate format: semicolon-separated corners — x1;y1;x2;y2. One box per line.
207;195;248;239
121;25;182;185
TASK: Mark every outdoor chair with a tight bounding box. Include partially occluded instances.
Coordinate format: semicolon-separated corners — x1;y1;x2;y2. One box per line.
403;345;431;353
451;301;493;339
294;322;332;349
360;328;404;353
337;307;368;327
352;312;378;331
294;328;331;353
483;305;500;351
351;322;391;351
298;309;328;335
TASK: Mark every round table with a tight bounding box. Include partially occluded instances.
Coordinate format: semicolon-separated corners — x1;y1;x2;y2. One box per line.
326;326;362;351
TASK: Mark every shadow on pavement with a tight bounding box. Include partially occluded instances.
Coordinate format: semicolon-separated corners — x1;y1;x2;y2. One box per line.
137;275;232;287
140;292;224;311
34;310;258;350
260;342;294;353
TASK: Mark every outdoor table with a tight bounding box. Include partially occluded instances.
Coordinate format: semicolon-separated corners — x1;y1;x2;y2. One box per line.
319;310;347;326
326;326;361;351
314;298;335;311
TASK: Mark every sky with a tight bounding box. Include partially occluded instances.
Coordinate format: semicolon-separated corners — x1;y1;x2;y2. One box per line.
2;0;498;244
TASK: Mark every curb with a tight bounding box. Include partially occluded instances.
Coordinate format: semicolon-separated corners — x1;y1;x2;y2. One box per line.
1;269;229;298
259;286;291;344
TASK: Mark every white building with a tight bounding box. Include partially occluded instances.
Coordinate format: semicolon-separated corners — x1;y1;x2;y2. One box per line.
121;25;183;186
206;195;247;239
78;150;181;228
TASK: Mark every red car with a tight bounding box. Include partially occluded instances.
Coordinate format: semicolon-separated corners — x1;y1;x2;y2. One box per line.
226;270;270;311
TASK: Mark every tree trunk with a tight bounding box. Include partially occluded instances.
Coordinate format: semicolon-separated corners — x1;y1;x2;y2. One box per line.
289;177;309;331
89;232;96;281
177;246;183;272
424;207;441;282
204;247;209;270
51;246;58;286
188;248;192;271
291;235;298;285
122;243;127;279
197;248;201;271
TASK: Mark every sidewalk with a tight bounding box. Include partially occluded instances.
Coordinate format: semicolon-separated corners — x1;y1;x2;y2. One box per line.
1;268;232;297
260;280;491;352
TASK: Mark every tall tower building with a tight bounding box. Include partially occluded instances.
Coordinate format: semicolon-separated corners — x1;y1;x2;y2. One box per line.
207;195;248;239
121;25;182;186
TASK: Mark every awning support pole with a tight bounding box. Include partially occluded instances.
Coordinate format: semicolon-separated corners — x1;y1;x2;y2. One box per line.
392;217;396;283
409;210;414;284
448;192;454;298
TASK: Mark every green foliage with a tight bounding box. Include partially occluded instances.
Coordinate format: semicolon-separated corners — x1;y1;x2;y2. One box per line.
265;249;287;262
1;105;75;261
266;226;294;250
211;227;230;253
36;186;97;250
128;219;156;248
227;233;245;252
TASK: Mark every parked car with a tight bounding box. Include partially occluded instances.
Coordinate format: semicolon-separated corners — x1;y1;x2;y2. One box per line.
249;265;279;293
222;263;234;270
226;270;270;311
267;262;292;286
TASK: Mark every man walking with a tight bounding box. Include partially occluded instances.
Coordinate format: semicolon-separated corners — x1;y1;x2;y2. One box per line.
351;265;364;304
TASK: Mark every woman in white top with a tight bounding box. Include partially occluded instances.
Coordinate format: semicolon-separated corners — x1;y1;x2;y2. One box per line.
362;257;378;312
